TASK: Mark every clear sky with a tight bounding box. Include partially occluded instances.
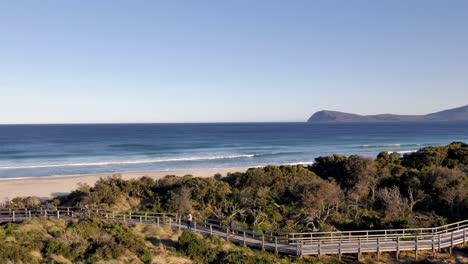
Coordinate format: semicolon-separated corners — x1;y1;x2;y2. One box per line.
1;1;467;123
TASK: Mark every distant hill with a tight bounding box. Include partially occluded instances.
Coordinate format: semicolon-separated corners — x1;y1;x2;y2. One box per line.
307;105;468;123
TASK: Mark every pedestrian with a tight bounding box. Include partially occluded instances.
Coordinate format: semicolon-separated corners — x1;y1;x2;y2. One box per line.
187;213;193;230
228;220;235;235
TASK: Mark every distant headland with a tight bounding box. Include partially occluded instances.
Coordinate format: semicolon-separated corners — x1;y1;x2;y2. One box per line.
307;104;468;123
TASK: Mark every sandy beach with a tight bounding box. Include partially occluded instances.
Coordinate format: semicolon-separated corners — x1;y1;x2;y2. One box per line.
0;167;248;202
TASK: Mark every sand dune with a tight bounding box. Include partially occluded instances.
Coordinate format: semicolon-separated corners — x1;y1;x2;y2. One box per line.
0;168;247;202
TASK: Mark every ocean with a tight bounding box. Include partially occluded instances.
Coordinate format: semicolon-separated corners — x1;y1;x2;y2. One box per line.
0;122;467;179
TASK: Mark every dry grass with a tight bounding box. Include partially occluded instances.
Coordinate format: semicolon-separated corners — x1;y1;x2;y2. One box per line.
29;250;42;260
49;254;72;264
140;225;182;241
95;255;143;264
151;255;192;264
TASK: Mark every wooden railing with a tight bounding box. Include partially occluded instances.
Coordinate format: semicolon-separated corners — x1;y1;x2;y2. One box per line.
0;207;466;260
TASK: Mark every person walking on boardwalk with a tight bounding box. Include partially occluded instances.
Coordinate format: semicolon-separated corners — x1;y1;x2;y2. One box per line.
187;213;193;230
228;220;235;235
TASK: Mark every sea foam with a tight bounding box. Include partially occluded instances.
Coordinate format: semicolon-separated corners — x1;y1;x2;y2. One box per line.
0;154;255;170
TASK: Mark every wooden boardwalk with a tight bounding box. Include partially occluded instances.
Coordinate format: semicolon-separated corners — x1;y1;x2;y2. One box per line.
1;207;467;260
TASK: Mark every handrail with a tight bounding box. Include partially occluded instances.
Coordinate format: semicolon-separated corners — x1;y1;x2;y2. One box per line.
0;207;467;258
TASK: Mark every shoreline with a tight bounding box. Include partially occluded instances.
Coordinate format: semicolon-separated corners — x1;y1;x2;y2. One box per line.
0;167;249;202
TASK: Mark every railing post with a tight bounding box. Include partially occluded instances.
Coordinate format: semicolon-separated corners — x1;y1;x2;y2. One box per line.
210;224;213;235
243;231;246;246
415;235;418;260
338;239;342;261
450;232;453;255
464;228;467;246
57;210;60;219
275;237;278;254
71;211;74;218
396;236;400;261
226;227;229;241
44;210;47;218
438;233;441;252
169;217;172;227
139;216;142;224
67;207;70;216
432;234;436;258
12;210;15;222
28;210;31;219
296;241;300;256
300;240;303;256
123;215;126;224
145;212;148;221
377;237;380;260
318;240;321;258
262;235;265;251
358;238;361;261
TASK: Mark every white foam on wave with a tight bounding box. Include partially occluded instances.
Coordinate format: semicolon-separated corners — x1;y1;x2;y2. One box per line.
0;154;256;170
287;161;315;166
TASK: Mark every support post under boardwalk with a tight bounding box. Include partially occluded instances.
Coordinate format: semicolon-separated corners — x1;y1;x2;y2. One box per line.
432;234;436;257
57;210;60;219
243;232;246;246
210;225;213;235
12;211;15;222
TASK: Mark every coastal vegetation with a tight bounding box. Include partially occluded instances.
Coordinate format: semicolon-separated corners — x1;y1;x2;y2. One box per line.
46;142;468;233
1;142;467;263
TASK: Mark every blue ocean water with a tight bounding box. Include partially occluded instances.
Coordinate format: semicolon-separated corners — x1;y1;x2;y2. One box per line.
0;122;467;179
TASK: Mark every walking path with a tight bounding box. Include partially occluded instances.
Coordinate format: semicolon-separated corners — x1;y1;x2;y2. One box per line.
1;207;467;260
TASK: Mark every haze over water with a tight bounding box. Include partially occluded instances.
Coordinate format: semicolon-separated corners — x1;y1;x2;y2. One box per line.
0;122;466;179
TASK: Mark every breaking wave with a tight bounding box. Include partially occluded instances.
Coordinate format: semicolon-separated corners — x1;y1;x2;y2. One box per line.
0;154;256;170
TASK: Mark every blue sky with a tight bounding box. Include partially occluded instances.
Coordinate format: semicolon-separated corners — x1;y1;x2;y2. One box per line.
1;1;467;123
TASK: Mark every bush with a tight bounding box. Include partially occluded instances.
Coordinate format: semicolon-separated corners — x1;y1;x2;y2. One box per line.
178;231;217;263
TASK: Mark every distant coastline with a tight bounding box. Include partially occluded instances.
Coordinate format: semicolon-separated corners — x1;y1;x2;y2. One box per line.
308;104;468;123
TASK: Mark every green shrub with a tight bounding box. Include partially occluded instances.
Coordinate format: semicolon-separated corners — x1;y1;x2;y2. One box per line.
178;231;217;263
